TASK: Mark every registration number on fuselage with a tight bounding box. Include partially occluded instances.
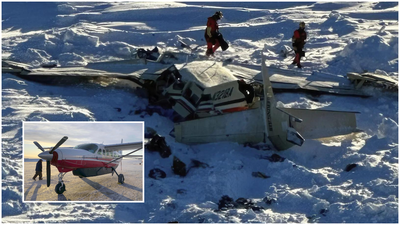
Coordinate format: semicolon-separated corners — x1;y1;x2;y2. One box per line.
213;87;234;101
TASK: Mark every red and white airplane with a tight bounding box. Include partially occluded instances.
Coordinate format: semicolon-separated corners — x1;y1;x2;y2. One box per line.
33;136;143;194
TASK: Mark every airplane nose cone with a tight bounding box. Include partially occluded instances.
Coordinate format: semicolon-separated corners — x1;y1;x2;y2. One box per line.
38;151;53;161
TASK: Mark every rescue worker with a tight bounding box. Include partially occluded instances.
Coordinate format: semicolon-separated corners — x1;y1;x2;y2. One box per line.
32;159;43;181
292;22;307;68
205;11;223;56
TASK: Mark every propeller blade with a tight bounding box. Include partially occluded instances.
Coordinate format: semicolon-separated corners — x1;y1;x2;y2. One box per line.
47;160;51;187
33;141;45;152
50;136;68;153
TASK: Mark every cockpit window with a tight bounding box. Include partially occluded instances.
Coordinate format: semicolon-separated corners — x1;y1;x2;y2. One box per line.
73;144;98;153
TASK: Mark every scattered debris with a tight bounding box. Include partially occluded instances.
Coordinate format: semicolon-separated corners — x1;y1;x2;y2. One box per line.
344;163;357;172
260;153;285;162
235;197;264;211
217;195;237;210
347;72;398;90
320;208;329;216
148;168;167;179
172;156;187;177
244;142;272;151
190;159;210;169
217;196;265;212
177;189;187;194
235;197;252;209
135;47;160;61
262;196;277;205
252;172;270;179
307;214;319;223
41;62;57;68
145;134;172;158
145;127;157;139
134;105;175;119
171;156;210;177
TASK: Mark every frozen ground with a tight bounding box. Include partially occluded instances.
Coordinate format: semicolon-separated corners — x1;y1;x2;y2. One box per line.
23;159;143;202
2;2;398;223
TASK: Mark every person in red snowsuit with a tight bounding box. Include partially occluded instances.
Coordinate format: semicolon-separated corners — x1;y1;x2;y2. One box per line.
292;22;307;68
204;11;223;56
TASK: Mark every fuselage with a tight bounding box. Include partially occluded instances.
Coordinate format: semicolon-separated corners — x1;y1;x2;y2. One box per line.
39;143;121;173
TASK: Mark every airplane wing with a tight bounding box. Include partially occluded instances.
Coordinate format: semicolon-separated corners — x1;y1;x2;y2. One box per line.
104;141;143;152
123;155;143;159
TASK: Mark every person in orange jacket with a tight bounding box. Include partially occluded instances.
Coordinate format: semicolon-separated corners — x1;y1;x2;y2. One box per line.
292;22;307;68
204;11;223;56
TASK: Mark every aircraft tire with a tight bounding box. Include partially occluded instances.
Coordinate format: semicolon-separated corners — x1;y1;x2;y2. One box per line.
118;174;125;184
55;183;66;194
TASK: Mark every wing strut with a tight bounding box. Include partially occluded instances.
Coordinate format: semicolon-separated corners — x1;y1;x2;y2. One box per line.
106;147;143;165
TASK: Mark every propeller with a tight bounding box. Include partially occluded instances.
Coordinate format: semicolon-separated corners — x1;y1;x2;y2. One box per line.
35;136;68;187
33;141;45;152
50;136;68;153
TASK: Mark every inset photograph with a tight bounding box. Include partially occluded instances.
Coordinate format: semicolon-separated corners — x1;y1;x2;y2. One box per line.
23;122;144;202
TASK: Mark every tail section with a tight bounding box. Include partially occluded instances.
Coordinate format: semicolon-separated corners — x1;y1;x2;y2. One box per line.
261;47;305;150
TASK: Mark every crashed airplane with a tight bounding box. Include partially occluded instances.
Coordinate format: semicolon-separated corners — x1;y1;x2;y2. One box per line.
171;52;359;150
3;48;361;150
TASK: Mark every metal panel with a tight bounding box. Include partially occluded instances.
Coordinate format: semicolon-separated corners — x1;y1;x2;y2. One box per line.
281;108;359;139
175;108;265;144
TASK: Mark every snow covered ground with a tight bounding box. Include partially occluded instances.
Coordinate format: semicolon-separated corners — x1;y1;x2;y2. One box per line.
2;2;398;223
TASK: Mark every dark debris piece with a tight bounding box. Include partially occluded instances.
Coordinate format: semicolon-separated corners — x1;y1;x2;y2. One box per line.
260;153;285;162
191;159;210;168
145;127;157;139
177;189;187;194
263;197;277;205
217;196;264;212
172;156;187;177
244;142;272;151
269;154;285;162
344;163;357;172
252;172;270;179
148;168;167;179
320;208;329;216
250;206;265;211
307;214;319;223
235;197;253;208
145;134;172;158
217;195;238;210
134;105;176;120
236;198;265;211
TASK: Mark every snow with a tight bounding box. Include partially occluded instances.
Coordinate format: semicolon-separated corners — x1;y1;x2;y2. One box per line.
2;1;398;223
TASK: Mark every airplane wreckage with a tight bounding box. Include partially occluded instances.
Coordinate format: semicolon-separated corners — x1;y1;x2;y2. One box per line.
4;46;392;150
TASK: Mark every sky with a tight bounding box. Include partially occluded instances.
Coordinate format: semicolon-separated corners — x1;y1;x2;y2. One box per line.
23;122;144;159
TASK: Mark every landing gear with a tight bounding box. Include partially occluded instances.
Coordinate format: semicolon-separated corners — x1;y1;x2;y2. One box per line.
118;174;125;184
111;167;125;184
55;172;67;194
55;182;66;194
